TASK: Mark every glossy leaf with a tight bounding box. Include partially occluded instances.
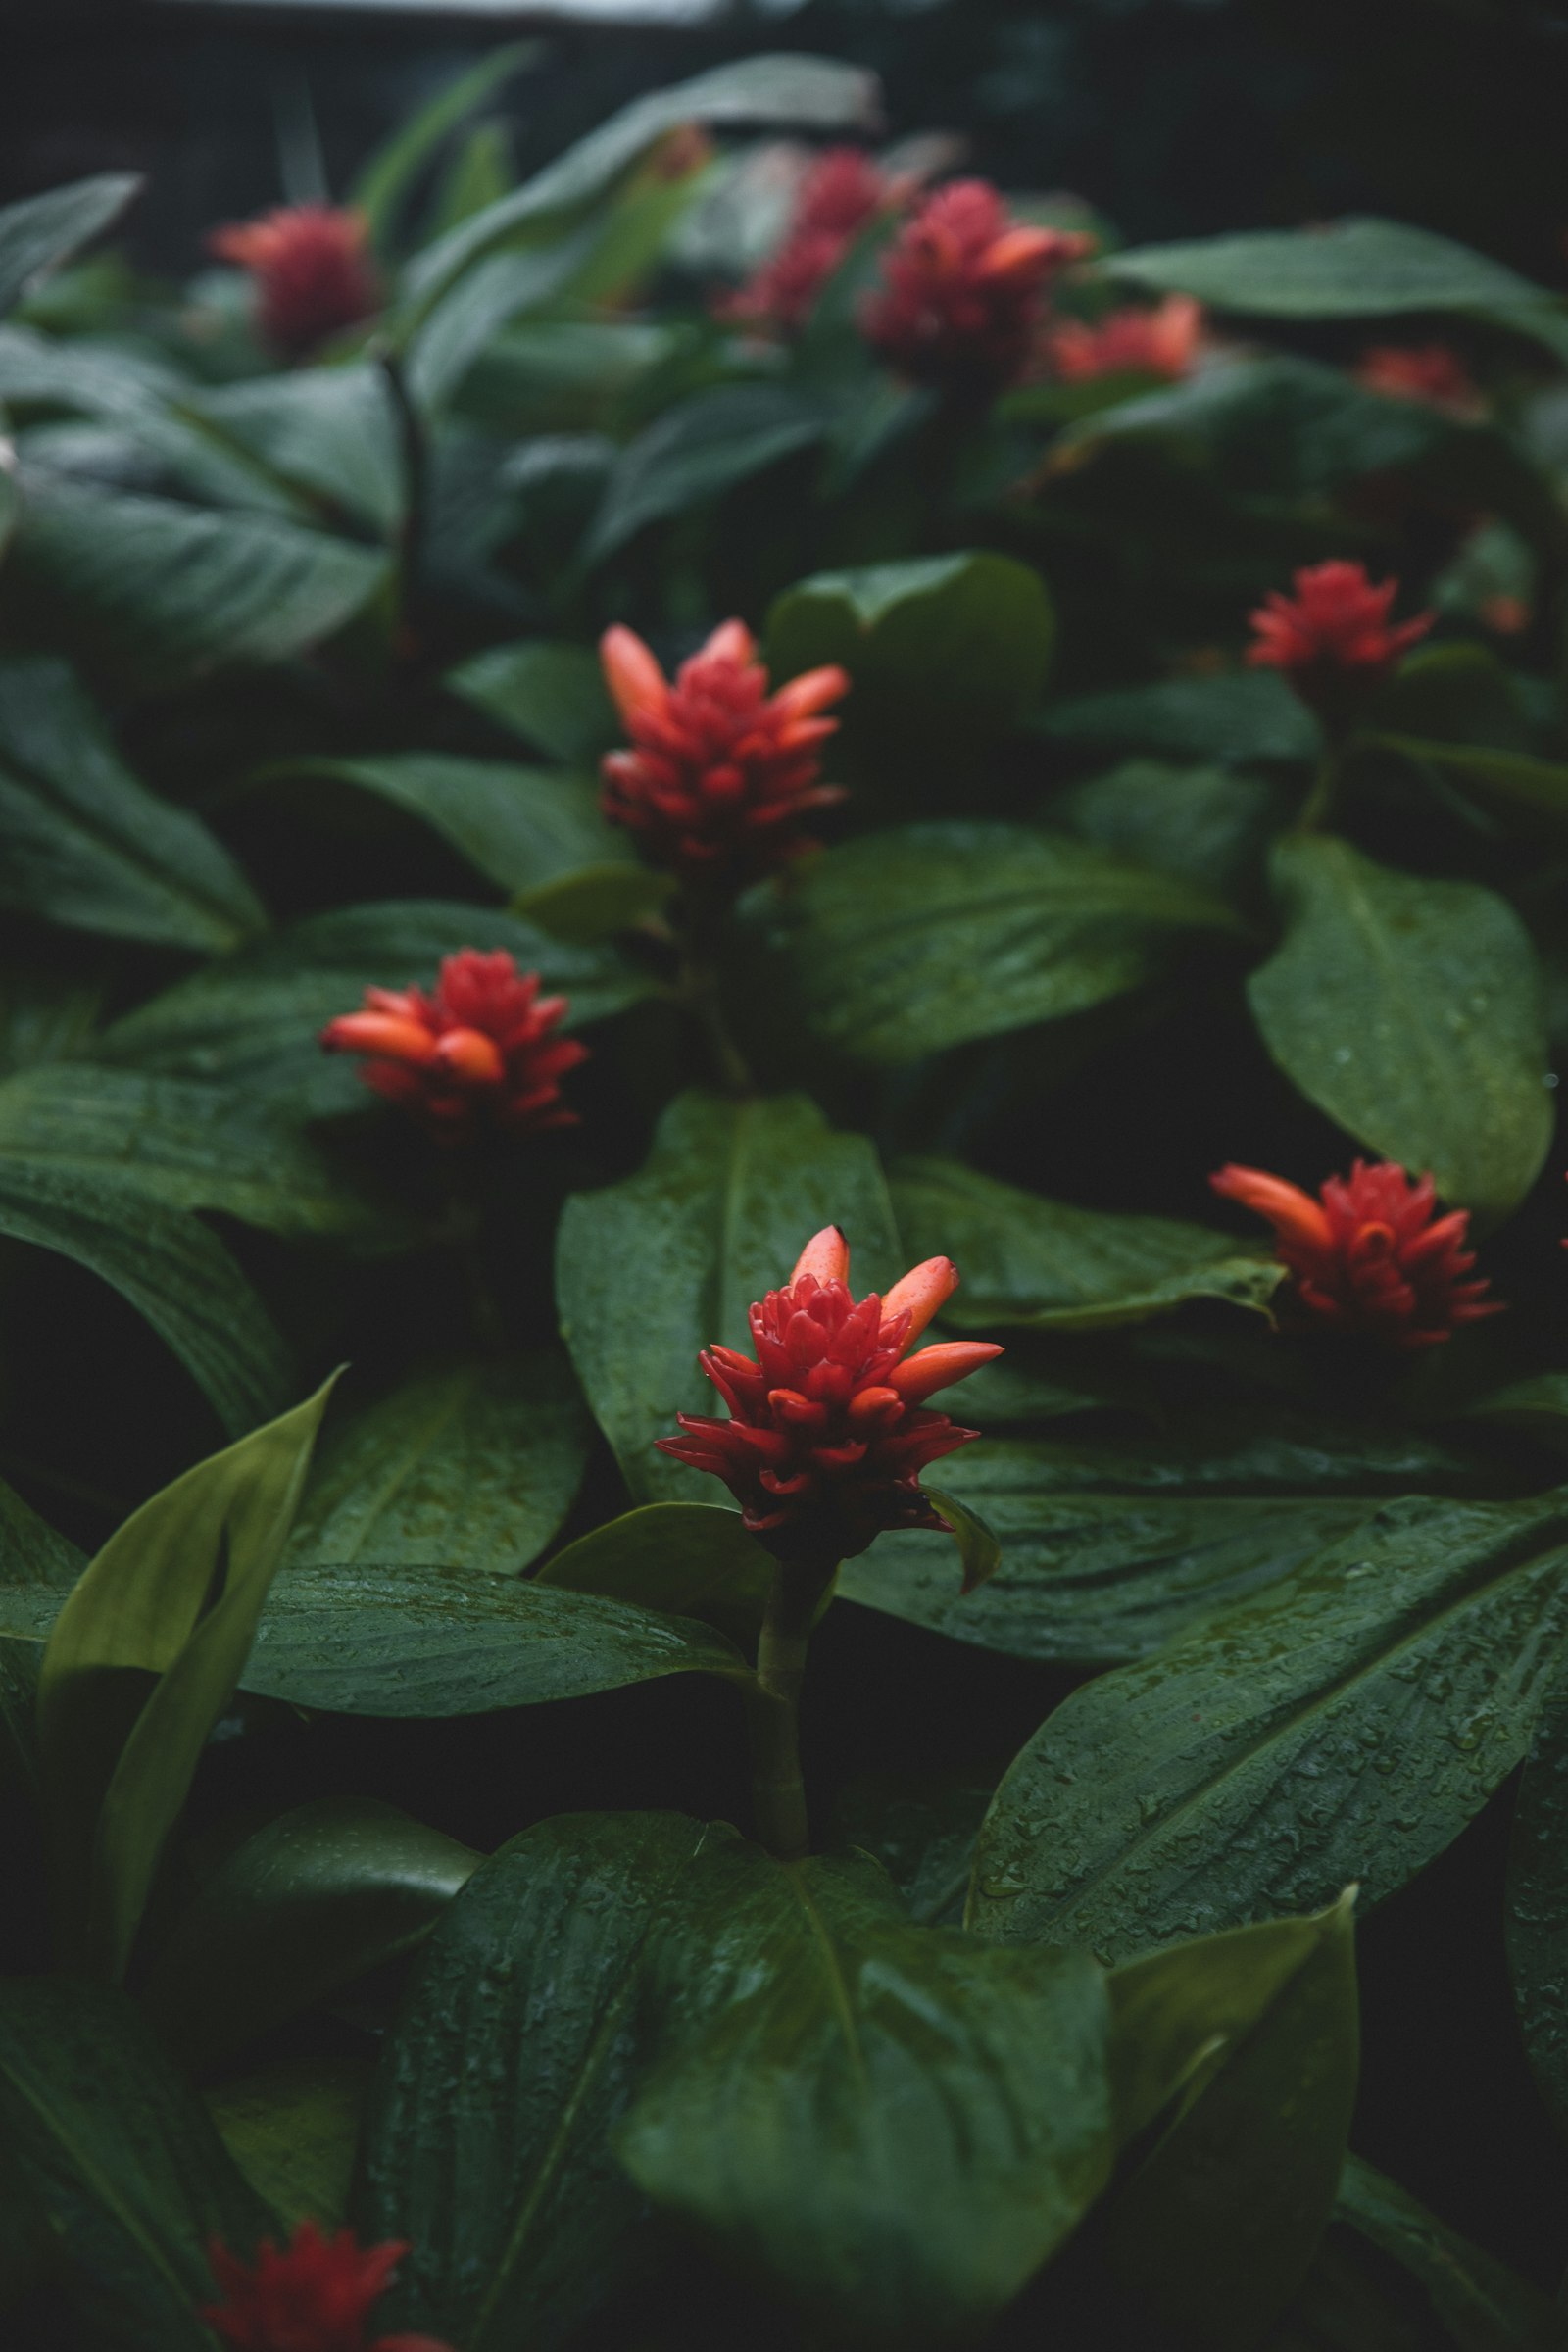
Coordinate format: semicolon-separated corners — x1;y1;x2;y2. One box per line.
407;230;603;412
514;860;674;943
1505;1647;1568;2143
971;1491;1568;1956
444;637;618;767
585;383;825;562
145;1796;482;2067
37;1376;336;1976
1247;833;1551;1220
618;1839;1114;2343
924;1484;1003;1594
0;1476;82;1797
1054;760;1294;901
192;366;403;535
0;1158;294;1437
0;1976;271;2351
1039;670;1321;767
208;2056;369;2235
0;175;142;318
351;43;539;245
891;1154;1282;1330
557;1087;901;1501
288;1353;591;1577
1374;735;1568;841
759;821;1241;1062
1334;2155;1565;2352
0;654;266;950
535;1498;774;1653
827;1775;993;1928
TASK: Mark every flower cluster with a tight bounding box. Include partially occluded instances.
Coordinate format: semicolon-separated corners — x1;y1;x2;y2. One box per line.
320;948;586;1143
861;179;1093;393
1247;560;1434;719
659;1225;1001;1562
1050;295;1204;384
721;147;899;337
203;2220;451;2352
1211;1158;1499;1348
1354;342;1484;420
209;203;380;360
599;620;849;890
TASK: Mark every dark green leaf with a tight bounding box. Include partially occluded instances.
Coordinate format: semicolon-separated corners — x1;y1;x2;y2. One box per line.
827;1775;992;1928
759;822;1241;1062
585;383;825;562
208;2056;369;2235
1040;671;1321;768
891;1154;1282;1331
1505;1647;1568;2145
558;1087;901;1501
0;655;265;949
190;367;403;535
1456;1372;1568;1454
0;1978;271;2349
144;1797;481;2067
514;861;674;944
288;1353;591;1576
1247;833;1551;1220
0;1476;82;1797
444;637;618;766
0;175;142;318
1373;736;1568;840
923;1484;1003;1594
1054;760;1296;900
351;43;539;246
971;1491;1568;1957
535;1499;774;1653
0;1158;294;1437
1334;2155;1566;2352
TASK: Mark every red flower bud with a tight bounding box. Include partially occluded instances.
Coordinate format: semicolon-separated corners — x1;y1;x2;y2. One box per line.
1049;295;1205;384
718;147;903;337
209;204;379;360
202;2219;454;2352
319;949;586;1143
599;621;849;890
1210;1158;1501;1348
1246;560;1434;719
658;1225;1002;1562
1353;342;1485;421
860;179;1093;394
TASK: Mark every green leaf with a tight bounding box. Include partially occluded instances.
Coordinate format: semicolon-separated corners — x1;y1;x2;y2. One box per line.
0;1158;294;1437
144;1796;481;2068
0;655;265;949
891;1154;1282;1331
0;1065;385;1237
253;753;623;895
970;1491;1568;1958
190;366;403;535
1039;671;1321;768
535;1499;774;1653
445;637;618;766
759;821;1241;1062
37;1375;336;1977
288;1353;591;1577
557;1088;901;1501
357;1811;725;2352
1105;1896;1358;2351
6;467;390;690
764;551;1054;778
1334;2155;1566;2352
618;1839;1114;2343
1372;735;1568;841
100;900;643;1114
1247;833;1551;1221
1456;1371;1568;1454
350;42;539;247
1054;760;1294;900
1505;1647;1568;2145
0;175;142;318
923;1485;1003;1594
0;1977;271;2351
585;383;826;562
208;2056;369;2235
827;1775;993;1928
514;861;674;944
0;1476;82;1797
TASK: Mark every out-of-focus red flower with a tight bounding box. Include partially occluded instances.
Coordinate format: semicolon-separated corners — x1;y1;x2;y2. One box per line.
599;620;849;890
1247;560;1434;718
319;948;586;1143
1049;294;1205;383
1210;1159;1500;1348
1354;342;1485;421
720;147;900;336
203;2220;452;2352
209;204;379;359
658;1225;1002;1562
861;179;1094;393
1480;592;1531;636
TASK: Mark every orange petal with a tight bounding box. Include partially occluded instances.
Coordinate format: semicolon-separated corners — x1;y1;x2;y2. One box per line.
320;1012;437;1066
433;1027;505;1084
974;225;1058;282
770;664;852;721
699;617;757;668
888;1340;1004;1403
791;1225;851;1287
1209;1164;1333;1250
600;625;668;725
881;1255;960;1348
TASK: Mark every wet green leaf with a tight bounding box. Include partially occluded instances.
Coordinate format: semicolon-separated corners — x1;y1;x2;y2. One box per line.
208;2056;370;2235
1505;1646;1568;2146
0;176;142;319
1334;2156;1565;2352
535;1499;774;1654
1040;671;1320;768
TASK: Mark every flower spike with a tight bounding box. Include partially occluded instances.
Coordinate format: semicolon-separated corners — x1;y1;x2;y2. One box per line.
1246;561;1434;719
861;179;1093;393
209;204;379;360
202;2219;455;2351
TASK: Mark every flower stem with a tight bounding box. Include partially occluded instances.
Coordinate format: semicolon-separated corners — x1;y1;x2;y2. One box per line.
747;1558;832;1861
1298;741;1346;831
376;342;427;644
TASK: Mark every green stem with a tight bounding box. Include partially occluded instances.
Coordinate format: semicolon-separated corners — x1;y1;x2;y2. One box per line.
376;342;427;644
1298;744;1344;832
747;1559;833;1862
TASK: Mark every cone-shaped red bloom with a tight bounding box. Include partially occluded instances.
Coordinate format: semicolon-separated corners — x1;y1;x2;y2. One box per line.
658;1225;1003;1563
861;179;1093;392
202;2220;452;2352
1354;342;1484;420
1210;1159;1500;1348
209;204;379;359
1050;295;1204;383
599;619;850;889
1247;560;1434;718
319;948;587;1143
720;147;898;336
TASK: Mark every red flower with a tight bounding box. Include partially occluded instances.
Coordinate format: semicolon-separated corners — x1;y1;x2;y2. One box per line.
319;948;587;1142
720;147;899;336
209;204;379;359
1246;560;1434;718
599;620;849;889
658;1225;1003;1562
1050;294;1205;384
1354;342;1484;421
1210;1159;1500;1348
861;179;1093;393
202;2220;451;2352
